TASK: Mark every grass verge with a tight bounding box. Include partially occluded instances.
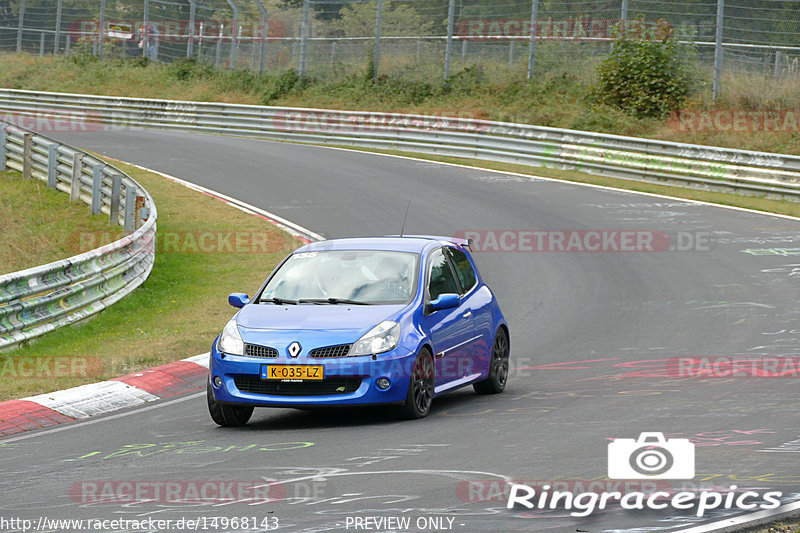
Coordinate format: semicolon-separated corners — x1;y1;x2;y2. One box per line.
0;161;299;401
0;170;117;273
1;54;799;156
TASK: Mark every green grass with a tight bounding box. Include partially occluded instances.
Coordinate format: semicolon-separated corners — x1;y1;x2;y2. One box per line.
1;53;799;156
0;161;300;401
0;170;118;273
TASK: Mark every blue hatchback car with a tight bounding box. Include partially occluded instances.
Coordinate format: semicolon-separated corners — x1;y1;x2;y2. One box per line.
207;236;509;426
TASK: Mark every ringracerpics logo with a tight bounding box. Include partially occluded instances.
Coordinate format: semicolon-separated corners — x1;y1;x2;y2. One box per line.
506;432;783;517
608;432;694;480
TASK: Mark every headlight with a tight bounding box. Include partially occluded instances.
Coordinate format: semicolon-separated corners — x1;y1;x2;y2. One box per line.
349;321;400;356
218;318;244;356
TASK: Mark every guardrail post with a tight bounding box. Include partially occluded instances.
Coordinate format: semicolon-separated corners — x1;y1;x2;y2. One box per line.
70;152;82;201
109;174;122;225
22;133;32;180
91;164;103;214
47;143;58;189
124;184;137;233
0;127;6;172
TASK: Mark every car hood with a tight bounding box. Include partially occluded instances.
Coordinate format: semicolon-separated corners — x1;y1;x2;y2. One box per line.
236;303;405;333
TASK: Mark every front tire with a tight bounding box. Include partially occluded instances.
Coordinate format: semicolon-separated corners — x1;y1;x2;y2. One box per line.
474;328;509;394
400;348;435;419
207;382;253;427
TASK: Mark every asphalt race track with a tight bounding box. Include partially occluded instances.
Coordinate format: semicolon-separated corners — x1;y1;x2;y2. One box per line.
3;127;800;533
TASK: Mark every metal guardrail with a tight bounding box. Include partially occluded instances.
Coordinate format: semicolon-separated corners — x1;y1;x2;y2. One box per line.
0;88;799;200
0;120;157;350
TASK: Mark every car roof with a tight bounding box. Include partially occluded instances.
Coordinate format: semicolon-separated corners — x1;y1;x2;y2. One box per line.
296;236;466;254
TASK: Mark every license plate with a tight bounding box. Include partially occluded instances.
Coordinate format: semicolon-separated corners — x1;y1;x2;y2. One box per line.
261;365;324;381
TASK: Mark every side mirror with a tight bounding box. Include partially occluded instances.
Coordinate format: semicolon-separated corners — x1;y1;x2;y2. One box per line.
429;293;460;312
228;293;250;309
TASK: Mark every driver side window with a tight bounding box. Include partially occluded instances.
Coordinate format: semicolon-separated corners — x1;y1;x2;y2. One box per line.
427;248;460;300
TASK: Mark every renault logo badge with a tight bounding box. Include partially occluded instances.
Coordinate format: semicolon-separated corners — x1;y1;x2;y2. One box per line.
288;342;302;358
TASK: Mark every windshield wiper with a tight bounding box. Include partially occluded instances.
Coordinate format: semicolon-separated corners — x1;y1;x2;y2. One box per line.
259;297;298;305
298;298;370;305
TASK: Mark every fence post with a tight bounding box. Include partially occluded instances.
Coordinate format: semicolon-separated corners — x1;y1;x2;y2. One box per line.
712;0;724;101
225;0;239;69
444;0;455;80
461;38;467;60
187;0;196;58
621;0;629;22
70;152;82;201
22;133;32;180
109;174;122;225
65;35;71;56
215;29;223;68
526;0;538;80
16;0;26;53
508;41;515;66
47;144;58;189
330;41;336;63
124;184;137;233
143;0;150;58
252;0;268;73
372;0;383;81
299;0;310;75
54;0;63;54
98;0;106;58
0;127;6;172
774;50;782;79
39;32;45;56
91;164;103;215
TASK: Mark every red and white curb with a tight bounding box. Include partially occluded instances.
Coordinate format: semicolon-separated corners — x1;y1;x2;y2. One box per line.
0;353;209;436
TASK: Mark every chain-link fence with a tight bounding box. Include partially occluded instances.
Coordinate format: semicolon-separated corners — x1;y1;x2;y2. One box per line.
0;0;798;99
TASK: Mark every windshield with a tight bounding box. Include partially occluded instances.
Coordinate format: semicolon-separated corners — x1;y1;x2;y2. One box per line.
259;250;418;305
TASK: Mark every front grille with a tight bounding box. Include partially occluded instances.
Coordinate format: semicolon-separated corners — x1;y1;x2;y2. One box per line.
309;344;352;358
234;375;361;396
244;343;279;358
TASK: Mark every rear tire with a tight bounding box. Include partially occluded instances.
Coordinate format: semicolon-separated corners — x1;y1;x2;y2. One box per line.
207;382;253;427
399;348;435;419
474;328;509;395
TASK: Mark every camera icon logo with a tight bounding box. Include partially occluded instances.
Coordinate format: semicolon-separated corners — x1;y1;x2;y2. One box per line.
608;432;695;480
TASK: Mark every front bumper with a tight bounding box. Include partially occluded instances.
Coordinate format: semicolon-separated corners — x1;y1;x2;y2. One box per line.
209;340;417;407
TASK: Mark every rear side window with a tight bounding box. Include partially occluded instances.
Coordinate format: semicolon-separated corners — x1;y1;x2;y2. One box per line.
447;247;477;294
427;248;460;300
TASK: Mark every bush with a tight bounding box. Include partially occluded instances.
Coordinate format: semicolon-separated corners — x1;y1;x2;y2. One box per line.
262;69;310;104
592;20;692;119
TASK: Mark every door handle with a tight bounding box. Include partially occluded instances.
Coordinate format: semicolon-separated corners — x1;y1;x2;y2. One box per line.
462;311;472;318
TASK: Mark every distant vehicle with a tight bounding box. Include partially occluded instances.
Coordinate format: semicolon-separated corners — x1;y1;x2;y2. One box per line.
207;236;509;426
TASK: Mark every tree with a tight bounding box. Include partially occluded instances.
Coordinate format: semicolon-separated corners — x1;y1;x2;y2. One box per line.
324;1;435;38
